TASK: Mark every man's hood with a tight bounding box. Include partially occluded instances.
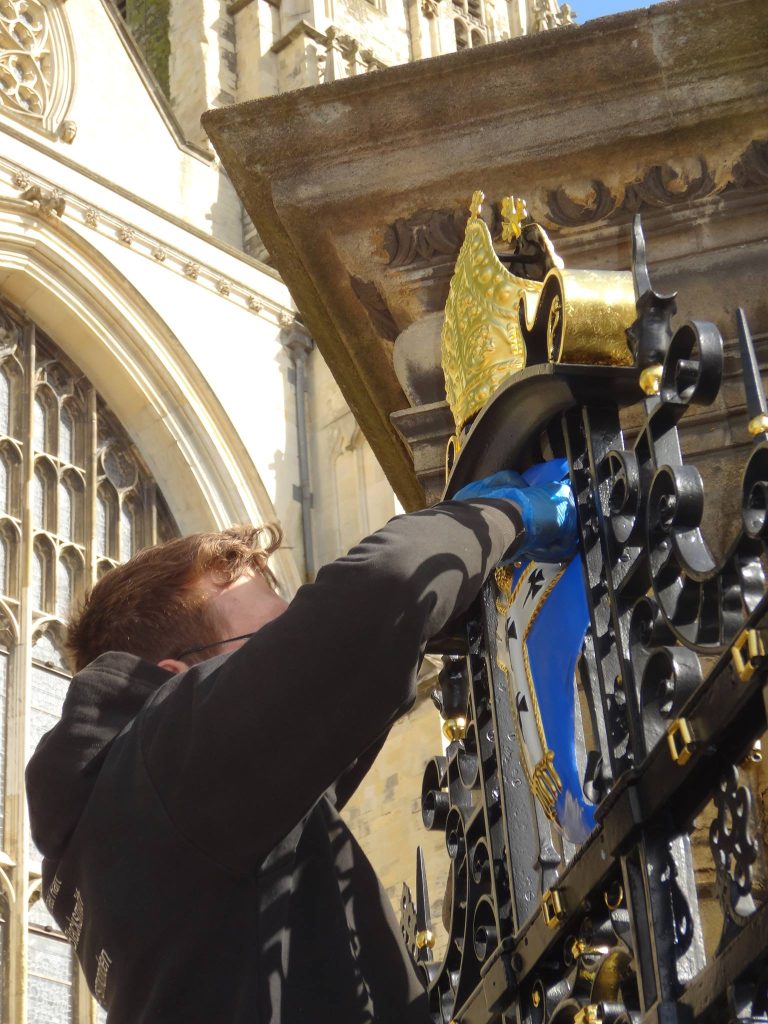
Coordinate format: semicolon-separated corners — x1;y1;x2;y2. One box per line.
26;653;170;861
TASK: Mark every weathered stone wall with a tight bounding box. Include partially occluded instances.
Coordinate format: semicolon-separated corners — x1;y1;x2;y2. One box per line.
126;0;171;96
342;686;450;947
307;347;401;569
169;0;237;148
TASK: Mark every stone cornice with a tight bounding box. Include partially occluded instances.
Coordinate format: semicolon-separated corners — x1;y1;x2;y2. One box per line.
270;19;329;54
0;158;290;325
205;0;768;190
0;117;282;283
383;142;768;268
203;0;768;509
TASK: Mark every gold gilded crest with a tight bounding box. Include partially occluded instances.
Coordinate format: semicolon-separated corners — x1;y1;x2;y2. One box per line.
441;192;543;433
441;192;637;436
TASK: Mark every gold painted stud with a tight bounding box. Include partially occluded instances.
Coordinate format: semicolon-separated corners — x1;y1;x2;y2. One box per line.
443;717;468;742
415;929;436;950
639;364;663;396
748;413;768;437
574;1006;602;1024
604;883;624;911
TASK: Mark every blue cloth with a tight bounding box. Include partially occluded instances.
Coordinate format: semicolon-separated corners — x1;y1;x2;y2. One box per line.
453;461;578;563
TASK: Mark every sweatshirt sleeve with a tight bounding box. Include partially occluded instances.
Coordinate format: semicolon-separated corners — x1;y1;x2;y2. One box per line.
139;497;521;875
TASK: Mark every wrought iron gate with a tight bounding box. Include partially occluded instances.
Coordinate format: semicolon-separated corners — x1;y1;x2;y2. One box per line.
402;213;768;1024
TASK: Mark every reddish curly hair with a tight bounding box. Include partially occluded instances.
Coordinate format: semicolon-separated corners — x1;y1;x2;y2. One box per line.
67;524;282;672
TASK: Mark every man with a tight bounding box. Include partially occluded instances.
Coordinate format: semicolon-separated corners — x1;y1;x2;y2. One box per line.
26;472;575;1023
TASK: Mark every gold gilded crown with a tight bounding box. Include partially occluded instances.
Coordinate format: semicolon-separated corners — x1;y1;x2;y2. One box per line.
441;192;543;434
441;191;637;437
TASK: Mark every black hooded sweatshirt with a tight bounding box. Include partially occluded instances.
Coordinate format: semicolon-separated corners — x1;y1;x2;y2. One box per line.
26;498;522;1024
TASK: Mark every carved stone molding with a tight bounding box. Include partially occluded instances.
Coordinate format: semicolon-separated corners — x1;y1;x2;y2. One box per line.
57;119;76;144
384;205;501;268
623;158;718;211
0;0;75;136
546;179;616;226
385;142;768;257
732;140;768;189
349;275;399;340
19;185;64;218
3;157;289;323
541;145;764;228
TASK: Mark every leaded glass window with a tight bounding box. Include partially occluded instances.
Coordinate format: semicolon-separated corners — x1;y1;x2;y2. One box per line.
0;297;178;1023
0;652;8;847
28;898;74;1024
29;658;68;758
56;559;73;621
0;443;20;518
58;481;72;541
120;501;135;561
32;396;47;453
59;407;73;465
31;545;45;612
0;456;7;517
0;372;9;436
33;469;44;531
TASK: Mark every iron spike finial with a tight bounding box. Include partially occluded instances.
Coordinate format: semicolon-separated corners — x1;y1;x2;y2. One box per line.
627;214;677;370
631;214;652;302
414;846;435;961
736;308;768;439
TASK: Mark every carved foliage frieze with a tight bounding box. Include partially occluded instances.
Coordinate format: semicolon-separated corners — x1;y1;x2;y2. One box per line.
384;204;502;268
543;147;764;228
385;143;768;266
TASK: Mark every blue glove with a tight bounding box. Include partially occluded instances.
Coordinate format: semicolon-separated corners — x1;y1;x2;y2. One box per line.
454;468;578;563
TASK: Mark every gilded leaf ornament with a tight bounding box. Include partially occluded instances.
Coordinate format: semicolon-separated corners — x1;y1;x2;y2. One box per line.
440;192;541;432
0;0;51;120
441;192;637;438
501;195;527;243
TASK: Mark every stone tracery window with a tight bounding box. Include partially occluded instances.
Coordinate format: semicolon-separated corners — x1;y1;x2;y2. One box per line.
0;0;75;136
0;295;177;1023
27;894;74;1024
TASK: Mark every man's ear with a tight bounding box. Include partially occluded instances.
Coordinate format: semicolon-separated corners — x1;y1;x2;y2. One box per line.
157;658;188;674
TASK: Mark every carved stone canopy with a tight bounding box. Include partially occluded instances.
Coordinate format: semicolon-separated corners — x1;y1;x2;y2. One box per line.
204;0;768;509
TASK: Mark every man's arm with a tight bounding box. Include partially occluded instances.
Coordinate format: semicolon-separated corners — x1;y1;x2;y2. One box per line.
139;498;521;874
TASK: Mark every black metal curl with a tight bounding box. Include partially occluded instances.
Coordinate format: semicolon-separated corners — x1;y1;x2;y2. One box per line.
638;646;702;755
709;766;758;943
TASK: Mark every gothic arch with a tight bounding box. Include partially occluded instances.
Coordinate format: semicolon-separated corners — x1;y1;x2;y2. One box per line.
0;199;301;593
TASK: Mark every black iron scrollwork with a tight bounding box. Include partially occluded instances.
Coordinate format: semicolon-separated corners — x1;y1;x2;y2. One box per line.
402;218;768;1024
709;766;759;950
